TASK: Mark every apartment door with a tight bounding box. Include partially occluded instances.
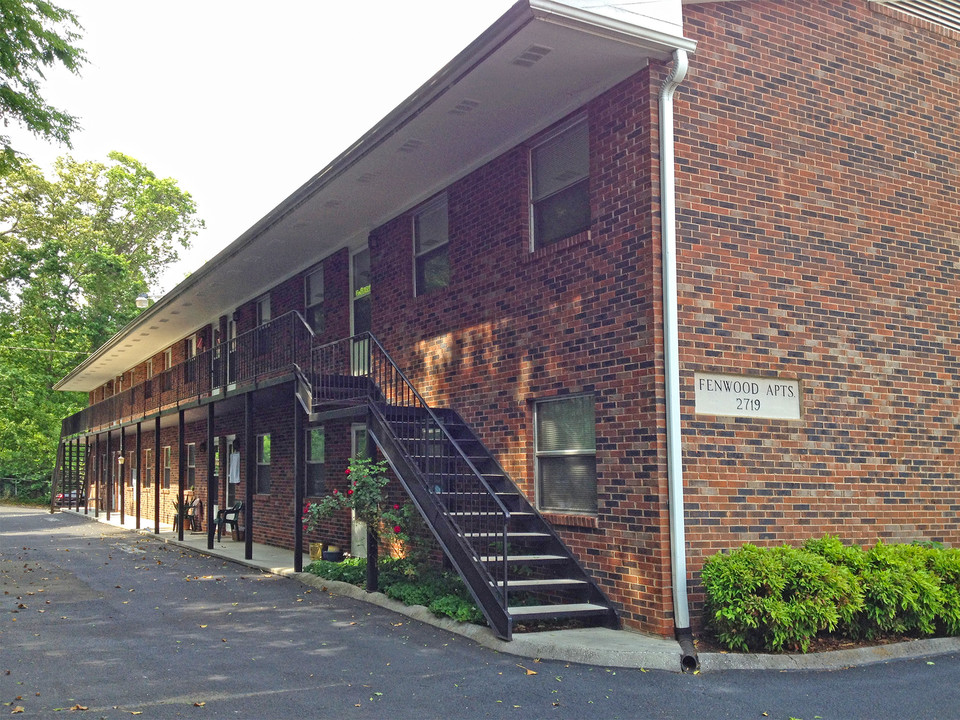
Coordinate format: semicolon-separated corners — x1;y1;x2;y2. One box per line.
350;424;368;557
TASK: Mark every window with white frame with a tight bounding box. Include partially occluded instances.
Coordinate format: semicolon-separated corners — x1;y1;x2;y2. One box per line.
531;117;590;248
162;446;172;489
162;348;173;391
127;450;137;487
186;443;196;489
306;427;325;497
305;266;324;333
413;195;450;295
256;434;271;493
144;448;153;489
534;395;597;514
257;295;271;325
256;295;272;354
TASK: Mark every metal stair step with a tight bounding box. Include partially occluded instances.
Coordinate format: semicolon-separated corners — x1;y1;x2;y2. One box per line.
496;578;587;590
464;531;550;540
508;603;612;620
479;554;567;564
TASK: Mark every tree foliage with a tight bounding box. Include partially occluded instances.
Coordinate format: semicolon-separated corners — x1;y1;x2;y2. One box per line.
0;0;86;174
0;152;203;492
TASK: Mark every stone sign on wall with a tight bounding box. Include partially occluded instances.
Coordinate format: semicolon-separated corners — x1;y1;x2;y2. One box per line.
694;372;802;420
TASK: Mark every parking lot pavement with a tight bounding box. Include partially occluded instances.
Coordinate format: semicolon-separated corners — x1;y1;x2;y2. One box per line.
4;505;959;720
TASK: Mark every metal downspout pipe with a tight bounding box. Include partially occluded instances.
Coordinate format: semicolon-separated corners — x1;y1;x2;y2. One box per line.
658;48;699;672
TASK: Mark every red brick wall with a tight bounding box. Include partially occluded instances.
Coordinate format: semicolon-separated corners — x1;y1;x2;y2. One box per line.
675;0;960;620
370;70;670;632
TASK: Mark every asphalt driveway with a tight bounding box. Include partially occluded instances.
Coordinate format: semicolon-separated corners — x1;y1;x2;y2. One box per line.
2;505;958;719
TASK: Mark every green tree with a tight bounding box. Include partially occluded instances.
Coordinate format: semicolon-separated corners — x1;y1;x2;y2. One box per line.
0;0;86;174
0;152;203;494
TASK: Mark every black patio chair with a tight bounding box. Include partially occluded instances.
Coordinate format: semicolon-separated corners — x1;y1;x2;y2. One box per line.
216;501;243;541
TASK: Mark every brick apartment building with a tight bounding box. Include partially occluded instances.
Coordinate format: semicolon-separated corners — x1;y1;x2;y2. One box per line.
53;0;959;642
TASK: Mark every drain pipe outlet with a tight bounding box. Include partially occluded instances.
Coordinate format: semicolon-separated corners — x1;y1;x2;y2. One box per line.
658;48;699;674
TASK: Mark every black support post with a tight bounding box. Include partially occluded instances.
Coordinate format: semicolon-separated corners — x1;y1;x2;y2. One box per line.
244;392;254;560
293;386;304;572
135;422;142;529
178;409;185;541
119;429;125;525
105;430;112;521
154;416;161;533
94;434;100;518
206;402;215;550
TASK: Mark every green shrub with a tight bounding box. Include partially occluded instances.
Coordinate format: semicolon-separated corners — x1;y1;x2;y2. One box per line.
854;542;944;639
702;543;863;652
306;556;484;625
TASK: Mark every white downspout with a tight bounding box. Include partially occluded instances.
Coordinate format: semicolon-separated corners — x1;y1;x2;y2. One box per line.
658;48;698;672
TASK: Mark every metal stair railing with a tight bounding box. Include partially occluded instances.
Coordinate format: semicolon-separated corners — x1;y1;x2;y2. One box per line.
311;332;514;638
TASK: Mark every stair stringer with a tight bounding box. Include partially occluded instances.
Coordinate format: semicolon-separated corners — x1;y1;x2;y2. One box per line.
366;404;514;640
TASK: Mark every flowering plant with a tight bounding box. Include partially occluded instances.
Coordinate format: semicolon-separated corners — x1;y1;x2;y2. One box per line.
302;456;391;534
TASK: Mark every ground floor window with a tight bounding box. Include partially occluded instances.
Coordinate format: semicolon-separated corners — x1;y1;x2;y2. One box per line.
306;427;325;497
162;446;171;489
144;448;152;489
127;451;137;487
186;443;196;489
534;394;597;514
256;434;271;493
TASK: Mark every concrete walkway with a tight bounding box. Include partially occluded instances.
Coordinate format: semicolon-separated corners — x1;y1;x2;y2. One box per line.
58;506;960;673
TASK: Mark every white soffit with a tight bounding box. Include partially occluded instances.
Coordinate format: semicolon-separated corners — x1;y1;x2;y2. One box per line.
56;0;693;392
872;0;960;32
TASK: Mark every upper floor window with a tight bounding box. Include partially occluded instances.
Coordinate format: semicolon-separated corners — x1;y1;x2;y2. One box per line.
413;195;450;295
305;266;324;334
534;394;596;514
256;295;271;326
531;117;590;248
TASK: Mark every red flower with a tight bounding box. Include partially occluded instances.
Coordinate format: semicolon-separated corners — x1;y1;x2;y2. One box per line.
393;504;400;510
345;468;351;475
346;489;353;495
393;525;402;534
302;524;307;531
332;489;338;495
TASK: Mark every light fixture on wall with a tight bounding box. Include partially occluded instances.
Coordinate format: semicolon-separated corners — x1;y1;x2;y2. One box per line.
135;294;152;309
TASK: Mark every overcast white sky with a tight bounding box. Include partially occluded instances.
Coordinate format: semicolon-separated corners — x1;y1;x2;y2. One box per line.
15;0;516;292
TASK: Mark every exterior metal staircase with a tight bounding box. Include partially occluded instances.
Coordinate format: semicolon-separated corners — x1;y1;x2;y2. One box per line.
313;333;620;640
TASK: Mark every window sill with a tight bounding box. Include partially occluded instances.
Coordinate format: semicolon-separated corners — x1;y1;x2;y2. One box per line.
528;229;592;260
540;511;598;529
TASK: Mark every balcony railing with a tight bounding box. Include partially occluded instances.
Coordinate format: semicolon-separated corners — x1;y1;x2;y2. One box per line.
61;312;314;437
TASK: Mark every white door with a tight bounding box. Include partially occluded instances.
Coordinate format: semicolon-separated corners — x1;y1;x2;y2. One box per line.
350;424;368;557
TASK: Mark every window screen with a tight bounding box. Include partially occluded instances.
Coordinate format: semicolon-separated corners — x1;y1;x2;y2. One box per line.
535;395;597;513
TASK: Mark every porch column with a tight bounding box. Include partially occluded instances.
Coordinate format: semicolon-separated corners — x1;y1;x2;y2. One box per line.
72;437;80;510
93;433;100;518
154;416;161;533
244;392;254;560
177;409;185;541
206;402;215;550
118;429;125;525
84;438;91;515
105;430;112;521
293;386;304;572
65;438;73;510
135;422;142;529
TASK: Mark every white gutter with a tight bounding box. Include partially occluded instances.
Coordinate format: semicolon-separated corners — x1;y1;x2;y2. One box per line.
658;48;698;672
